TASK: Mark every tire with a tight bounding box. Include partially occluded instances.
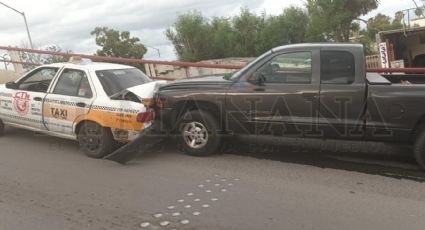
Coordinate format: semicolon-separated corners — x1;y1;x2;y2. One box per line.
177;110;222;156
414;128;425;170
77;122;115;158
0;119;4;136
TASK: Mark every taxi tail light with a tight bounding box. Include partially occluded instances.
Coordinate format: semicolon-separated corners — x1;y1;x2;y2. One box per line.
137;109;155;123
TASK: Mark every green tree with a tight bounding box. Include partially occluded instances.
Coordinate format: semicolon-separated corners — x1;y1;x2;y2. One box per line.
365;13;393;40
282;7;309;44
210;17;234;58
231;8;264;57
166;11;213;61
91;27;147;59
256;7;308;53
307;0;380;42
43;46;72;64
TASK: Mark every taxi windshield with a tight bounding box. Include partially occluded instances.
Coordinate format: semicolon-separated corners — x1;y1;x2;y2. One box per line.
96;68;152;96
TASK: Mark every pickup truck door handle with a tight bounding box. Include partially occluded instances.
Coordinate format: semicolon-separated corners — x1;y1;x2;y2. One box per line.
76;102;86;108
254;87;265;92
33;97;43;102
302;93;318;101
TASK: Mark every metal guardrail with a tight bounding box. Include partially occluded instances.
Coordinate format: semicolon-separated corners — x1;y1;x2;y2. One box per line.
2;45;425;74
0;46;244;70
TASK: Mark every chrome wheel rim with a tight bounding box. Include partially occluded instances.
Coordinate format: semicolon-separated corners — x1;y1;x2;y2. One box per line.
182;122;209;149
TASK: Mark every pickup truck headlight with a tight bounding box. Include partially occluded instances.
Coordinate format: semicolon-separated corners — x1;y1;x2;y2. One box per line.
155;96;166;109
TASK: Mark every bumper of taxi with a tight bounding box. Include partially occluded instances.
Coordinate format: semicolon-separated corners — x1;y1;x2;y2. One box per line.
104;121;165;164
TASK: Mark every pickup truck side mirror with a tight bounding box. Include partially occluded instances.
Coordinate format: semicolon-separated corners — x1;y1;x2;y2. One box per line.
5;81;18;89
249;72;266;86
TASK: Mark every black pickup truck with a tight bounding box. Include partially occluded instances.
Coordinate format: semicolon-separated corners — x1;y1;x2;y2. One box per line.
155;44;425;170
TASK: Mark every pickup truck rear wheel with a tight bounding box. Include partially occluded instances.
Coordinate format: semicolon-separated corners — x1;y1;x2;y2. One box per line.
414;129;425;170
0;119;4;136
178;110;222;156
78;122;115;158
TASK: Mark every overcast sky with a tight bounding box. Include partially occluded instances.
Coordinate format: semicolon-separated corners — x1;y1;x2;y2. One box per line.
0;0;417;61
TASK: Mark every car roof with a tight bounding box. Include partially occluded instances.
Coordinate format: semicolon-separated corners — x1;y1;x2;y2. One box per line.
272;43;363;52
43;62;135;71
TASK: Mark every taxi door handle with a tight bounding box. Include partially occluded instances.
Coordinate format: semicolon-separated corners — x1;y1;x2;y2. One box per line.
34;97;43;102
76;102;86;108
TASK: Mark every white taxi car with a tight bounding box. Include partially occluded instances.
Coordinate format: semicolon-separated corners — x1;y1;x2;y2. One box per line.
0;58;164;158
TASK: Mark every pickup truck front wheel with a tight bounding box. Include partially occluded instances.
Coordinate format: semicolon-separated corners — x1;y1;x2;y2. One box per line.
78;122;115;158
178;110;222;156
414;129;425;170
0;119;4;136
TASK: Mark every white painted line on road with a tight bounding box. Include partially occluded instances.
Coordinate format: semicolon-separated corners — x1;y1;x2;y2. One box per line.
142;174;240;229
172;212;181;217
160;221;170;226
180;219;190;225
140;222;150;228
153;213;163;218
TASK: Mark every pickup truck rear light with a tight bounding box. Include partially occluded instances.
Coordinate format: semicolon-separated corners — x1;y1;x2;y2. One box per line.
137;109;155;123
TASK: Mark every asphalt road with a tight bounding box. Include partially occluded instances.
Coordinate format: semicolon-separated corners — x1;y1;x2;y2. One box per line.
1;127;425;230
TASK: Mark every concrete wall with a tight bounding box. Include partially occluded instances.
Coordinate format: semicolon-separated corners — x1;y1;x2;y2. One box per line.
0;70;19;84
145;57;253;79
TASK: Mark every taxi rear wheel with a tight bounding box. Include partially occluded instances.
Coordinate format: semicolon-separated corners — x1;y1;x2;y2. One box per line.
78;122;115;158
0;119;4;136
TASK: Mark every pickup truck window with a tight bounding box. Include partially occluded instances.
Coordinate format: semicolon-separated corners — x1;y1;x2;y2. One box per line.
257;52;312;84
321;51;355;84
17;67;59;93
53;69;93;98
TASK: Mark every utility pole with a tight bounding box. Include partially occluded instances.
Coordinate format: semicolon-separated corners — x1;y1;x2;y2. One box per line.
146;46;161;58
0;1;34;49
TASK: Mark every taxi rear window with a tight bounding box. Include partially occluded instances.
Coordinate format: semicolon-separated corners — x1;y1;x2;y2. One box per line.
96;68;152;96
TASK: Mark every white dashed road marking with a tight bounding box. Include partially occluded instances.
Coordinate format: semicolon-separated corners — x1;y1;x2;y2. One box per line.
140;175;240;229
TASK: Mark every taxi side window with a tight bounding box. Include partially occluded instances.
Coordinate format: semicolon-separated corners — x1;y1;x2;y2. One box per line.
53;69;93;98
18;67;59;92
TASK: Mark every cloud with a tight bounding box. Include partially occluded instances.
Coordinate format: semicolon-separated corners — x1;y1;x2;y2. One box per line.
0;0;418;61
0;0;264;60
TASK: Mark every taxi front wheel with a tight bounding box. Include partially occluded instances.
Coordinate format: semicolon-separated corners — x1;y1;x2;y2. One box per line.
78;122;115;158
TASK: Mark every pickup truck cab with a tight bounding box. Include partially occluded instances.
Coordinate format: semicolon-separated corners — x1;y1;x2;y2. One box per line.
0;59;162;158
156;44;425;170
